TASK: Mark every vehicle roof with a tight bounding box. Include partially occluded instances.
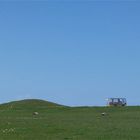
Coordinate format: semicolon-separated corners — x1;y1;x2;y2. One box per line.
108;98;126;99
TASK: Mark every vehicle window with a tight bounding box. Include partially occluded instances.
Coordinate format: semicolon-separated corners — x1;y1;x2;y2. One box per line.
113;99;119;103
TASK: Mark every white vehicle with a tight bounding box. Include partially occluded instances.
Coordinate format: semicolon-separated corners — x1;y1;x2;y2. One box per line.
107;98;127;106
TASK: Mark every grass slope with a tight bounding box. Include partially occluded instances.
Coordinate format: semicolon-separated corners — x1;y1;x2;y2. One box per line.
0;99;140;140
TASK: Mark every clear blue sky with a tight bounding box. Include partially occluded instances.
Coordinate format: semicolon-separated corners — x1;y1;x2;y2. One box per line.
0;1;140;106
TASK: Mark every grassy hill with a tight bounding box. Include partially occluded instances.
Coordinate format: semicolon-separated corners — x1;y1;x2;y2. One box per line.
0;99;140;140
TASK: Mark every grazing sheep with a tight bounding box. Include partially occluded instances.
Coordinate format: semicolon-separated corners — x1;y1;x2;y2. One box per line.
33;112;39;116
101;112;107;116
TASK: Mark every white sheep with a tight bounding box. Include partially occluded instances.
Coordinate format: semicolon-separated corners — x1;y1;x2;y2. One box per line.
33;112;39;116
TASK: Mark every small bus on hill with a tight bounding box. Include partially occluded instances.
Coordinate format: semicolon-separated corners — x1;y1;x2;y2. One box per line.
107;98;127;106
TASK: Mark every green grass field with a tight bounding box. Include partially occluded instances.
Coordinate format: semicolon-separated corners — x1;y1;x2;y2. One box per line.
0;99;140;140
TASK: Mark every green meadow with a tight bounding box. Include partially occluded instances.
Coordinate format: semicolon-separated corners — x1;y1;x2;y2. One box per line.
0;99;140;140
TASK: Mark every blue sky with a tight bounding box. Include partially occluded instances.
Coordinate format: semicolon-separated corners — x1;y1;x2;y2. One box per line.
0;1;140;106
